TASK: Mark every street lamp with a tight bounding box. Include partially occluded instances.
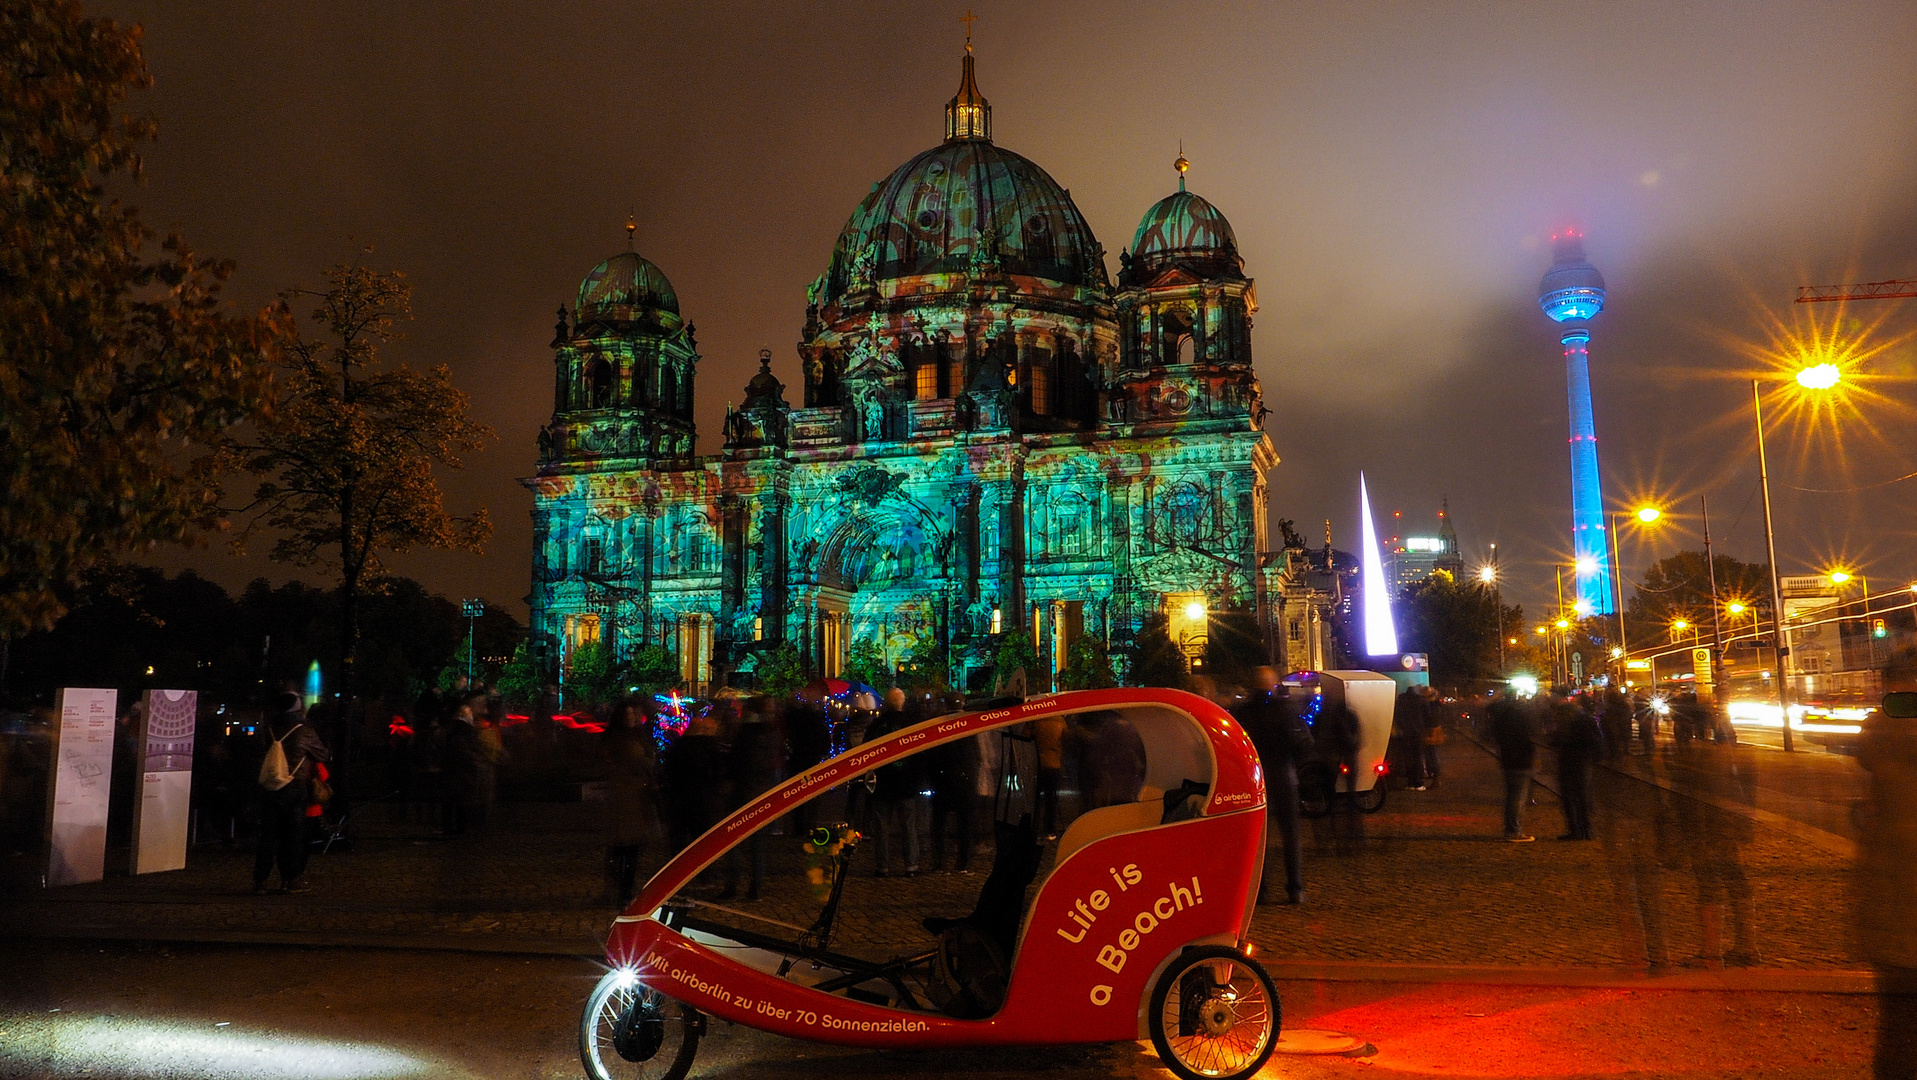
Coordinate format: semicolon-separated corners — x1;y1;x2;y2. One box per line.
461;599;485;683
1609;504;1665;687
1753;366;1844;751
1827;568;1876;671
1479;549;1503;673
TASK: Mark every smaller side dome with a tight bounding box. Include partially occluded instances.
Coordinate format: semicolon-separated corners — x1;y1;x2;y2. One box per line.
1129;190;1242;280
577;251;679;322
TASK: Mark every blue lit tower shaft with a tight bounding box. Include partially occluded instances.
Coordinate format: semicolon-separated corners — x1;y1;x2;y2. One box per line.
1539;233;1613;617
1561;328;1611;615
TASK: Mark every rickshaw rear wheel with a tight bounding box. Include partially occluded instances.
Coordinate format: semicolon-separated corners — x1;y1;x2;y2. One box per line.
580;969;701;1080
1297;763;1334;819
1356;785;1386;814
1148;945;1280;1080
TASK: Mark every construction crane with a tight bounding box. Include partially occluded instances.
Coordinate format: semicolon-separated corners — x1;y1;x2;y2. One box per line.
1796;278;1917;303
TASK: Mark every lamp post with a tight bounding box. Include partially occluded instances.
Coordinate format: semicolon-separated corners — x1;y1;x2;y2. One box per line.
1608;504;1663;687
461;599;485;683
1753;378;1795;750
1702;495;1724;709
1479;554;1503;675
1827;569;1875;673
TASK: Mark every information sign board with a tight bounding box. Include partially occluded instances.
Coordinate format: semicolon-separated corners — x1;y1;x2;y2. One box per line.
133;689;197;874
46;687;117;887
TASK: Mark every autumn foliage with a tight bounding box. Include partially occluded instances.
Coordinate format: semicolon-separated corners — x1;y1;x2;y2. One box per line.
0;0;287;635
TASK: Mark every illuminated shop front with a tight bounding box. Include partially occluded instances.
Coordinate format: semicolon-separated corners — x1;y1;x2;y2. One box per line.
527;45;1327;693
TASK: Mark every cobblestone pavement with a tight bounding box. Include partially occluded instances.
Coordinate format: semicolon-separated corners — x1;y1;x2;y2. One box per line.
2;737;1864;976
0;940;1884;1080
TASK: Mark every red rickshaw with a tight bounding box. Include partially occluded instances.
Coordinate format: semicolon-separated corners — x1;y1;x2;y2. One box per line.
581;687;1277;1080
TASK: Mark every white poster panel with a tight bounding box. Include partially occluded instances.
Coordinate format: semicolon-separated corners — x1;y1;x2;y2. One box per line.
133;689;198;874
46;687;118;887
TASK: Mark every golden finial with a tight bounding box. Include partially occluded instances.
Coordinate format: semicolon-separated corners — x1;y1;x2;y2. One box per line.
625;209;637;249
961;9;977;52
1174;143;1189;193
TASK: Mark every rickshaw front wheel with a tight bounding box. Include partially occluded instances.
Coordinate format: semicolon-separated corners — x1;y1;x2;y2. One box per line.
580;969;701;1080
1148;945;1280;1080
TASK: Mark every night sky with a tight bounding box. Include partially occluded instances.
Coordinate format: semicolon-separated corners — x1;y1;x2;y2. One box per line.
118;2;1917;620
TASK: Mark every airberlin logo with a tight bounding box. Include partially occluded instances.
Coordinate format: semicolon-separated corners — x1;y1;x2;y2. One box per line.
1053;863;1205;1007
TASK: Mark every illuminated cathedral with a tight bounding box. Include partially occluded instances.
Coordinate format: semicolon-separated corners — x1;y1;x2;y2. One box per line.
526;44;1329;693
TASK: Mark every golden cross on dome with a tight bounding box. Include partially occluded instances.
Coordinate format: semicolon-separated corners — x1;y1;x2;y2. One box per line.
961;9;977;51
625;208;637;249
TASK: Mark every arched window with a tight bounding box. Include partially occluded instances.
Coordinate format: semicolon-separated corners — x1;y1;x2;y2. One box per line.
1054;492;1090;556
660;366;678;417
1161;307;1197;366
1165;482;1208;547
585;357;613;409
916;355;938;400
1029;363;1051;415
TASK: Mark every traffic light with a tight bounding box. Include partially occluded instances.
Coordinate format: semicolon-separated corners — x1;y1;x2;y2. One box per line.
1873;618;1888;639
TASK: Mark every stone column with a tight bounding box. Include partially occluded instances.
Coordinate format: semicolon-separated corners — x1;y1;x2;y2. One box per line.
718;494;745;652
762;492;789;644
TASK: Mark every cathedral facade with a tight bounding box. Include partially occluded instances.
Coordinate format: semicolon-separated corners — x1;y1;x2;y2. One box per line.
526;48;1324;694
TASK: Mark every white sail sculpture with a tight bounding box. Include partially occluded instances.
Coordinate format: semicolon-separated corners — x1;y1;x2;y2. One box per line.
1359;472;1399;657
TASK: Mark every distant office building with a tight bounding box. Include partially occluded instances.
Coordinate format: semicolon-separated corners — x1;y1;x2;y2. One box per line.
1389;502;1464;595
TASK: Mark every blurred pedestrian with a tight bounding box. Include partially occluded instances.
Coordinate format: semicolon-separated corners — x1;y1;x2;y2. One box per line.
600;699;657;909
864;688;924;876
786;697;831;836
1391;685;1431;790
1075;710;1147;810
1555;695;1602;840
727;695;786;900
253;692;330;894
1236;667;1311;904
1600;686;1633;761
473;697;505;826
441;701;482;835
1323;694;1366;854
927;715;979;872
1034;711;1066;838
1857;692;1917;1079
1418;686;1444;788
1636;690;1659;755
1487;691;1537;842
663;711;728;866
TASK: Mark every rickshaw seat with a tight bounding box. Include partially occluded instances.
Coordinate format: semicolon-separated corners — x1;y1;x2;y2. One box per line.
1053;799;1164;868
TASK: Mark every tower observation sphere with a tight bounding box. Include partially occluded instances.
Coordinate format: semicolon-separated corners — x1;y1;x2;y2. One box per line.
1539;232;1606;323
1539;230;1614;620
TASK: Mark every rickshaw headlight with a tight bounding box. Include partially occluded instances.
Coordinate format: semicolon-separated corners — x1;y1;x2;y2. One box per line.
612;967;639;989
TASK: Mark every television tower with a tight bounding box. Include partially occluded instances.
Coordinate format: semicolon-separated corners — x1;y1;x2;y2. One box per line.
1538;231;1613;616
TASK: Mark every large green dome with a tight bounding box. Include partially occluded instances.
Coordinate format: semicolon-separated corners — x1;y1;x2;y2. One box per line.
576;251;679;322
1128;190;1242;280
820;140;1106;303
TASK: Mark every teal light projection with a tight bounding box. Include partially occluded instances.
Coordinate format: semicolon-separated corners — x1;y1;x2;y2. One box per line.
527;44;1310;693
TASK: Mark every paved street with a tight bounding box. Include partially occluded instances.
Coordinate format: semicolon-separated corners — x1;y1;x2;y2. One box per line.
0;940;1881;1080
2;736;1870;971
0;731;1888;1078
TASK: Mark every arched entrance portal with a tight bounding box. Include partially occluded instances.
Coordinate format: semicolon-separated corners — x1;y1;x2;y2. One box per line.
807;511;946;684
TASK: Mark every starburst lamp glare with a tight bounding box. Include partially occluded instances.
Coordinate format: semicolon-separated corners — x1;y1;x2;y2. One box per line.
1359;472;1399;656
1539;230;1615;617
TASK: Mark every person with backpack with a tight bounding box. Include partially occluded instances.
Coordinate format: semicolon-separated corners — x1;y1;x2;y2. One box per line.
254;691;330;894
